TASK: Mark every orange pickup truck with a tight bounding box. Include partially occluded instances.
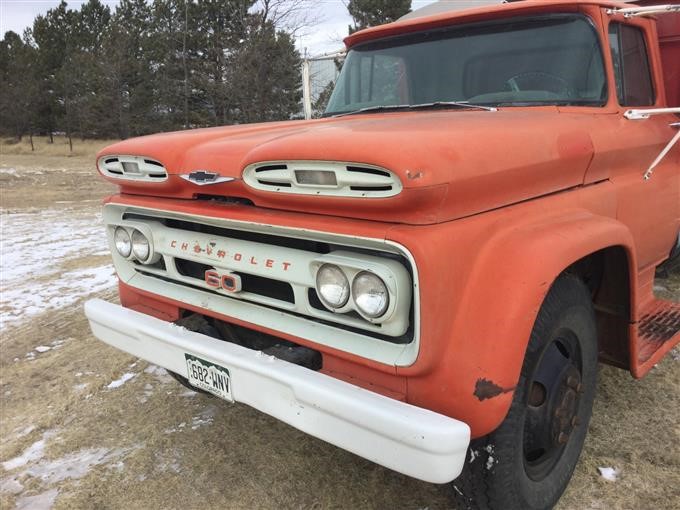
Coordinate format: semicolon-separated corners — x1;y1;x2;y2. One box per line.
85;1;679;508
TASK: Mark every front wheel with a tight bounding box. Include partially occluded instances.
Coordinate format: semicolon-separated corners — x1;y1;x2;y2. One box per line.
453;274;598;510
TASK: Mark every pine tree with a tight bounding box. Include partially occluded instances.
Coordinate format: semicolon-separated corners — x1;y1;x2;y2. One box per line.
70;0;112;138
148;0;194;131
31;0;75;142
347;0;411;33
100;0;154;138
1;0;307;139
230;21;301;124
0;31;39;140
190;0;255;127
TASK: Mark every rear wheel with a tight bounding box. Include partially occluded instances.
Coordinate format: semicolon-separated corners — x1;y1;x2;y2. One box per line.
453;274;598;510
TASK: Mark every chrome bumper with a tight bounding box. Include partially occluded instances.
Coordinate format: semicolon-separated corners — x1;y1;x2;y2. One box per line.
84;299;470;483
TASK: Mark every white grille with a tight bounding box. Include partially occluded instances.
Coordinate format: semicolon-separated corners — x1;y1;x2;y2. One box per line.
98;155;168;182
243;161;402;198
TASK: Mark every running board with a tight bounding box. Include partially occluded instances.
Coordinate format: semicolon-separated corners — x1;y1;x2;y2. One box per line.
633;299;680;376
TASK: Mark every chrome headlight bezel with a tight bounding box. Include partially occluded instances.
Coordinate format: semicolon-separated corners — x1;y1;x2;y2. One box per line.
315;263;351;310
351;271;390;319
310;252;411;330
110;224;160;265
114;226;132;258
131;229;151;262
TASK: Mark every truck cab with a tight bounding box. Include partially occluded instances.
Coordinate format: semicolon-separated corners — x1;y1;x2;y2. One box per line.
85;2;679;508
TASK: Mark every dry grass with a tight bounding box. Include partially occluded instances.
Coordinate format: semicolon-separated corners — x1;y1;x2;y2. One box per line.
0;136;116;210
0;149;678;509
1;136;118;158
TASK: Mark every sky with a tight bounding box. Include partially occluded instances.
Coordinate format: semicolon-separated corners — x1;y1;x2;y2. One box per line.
0;0;502;55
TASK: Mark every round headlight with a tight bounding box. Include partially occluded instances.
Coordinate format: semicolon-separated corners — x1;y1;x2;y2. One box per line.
352;271;389;318
131;230;150;262
114;227;131;257
316;264;350;309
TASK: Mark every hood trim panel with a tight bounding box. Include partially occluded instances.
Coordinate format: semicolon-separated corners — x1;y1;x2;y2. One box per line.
243;160;403;198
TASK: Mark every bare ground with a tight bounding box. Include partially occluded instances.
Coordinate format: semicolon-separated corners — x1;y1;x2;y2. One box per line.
1;137;678;510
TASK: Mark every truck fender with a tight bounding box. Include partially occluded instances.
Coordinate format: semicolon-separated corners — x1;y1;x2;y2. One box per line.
407;211;637;437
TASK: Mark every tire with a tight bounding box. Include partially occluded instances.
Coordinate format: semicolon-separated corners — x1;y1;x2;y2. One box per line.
452;274;598;510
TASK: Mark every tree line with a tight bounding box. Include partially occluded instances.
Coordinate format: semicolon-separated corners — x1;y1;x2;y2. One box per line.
0;0;410;143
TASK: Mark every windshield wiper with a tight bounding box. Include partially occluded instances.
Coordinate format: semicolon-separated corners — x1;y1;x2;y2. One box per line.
408;101;497;112
330;104;413;117
330;101;497;117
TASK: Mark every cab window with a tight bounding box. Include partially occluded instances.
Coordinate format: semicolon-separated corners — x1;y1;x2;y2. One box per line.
608;23;655;106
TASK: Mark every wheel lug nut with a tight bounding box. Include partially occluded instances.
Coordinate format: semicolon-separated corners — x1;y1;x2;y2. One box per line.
558;432;569;444
567;376;579;389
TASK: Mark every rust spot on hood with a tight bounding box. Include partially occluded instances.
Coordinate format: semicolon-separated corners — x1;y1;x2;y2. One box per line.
474;378;515;401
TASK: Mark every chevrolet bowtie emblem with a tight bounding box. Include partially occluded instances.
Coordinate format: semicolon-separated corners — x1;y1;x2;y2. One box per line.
180;171;237;185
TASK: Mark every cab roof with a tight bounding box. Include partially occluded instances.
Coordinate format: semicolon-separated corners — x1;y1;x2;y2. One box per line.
344;0;632;48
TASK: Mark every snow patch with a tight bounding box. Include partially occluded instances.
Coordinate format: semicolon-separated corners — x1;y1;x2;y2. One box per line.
23;448;126;484
34;345;51;353
14;425;36;438
144;364;173;384
598;466;620;481
107;461;125;471
50;339;67;349
0;207;115;330
2;430;57;471
107;372;136;389
191;406;216;430
484;444;496;470
2;440;139;506
0;477;24;494
15;488;59;510
671;348;680;362
0;167;46;177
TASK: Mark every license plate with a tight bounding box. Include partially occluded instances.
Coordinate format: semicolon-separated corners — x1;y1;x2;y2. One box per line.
184;354;233;402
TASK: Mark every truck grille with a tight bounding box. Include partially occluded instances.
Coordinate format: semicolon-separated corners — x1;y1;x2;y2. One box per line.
103;204;420;366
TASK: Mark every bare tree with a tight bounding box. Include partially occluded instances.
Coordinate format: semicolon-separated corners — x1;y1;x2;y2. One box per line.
255;0;322;36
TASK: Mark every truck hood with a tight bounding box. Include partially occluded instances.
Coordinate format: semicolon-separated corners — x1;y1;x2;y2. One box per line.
98;109;595;224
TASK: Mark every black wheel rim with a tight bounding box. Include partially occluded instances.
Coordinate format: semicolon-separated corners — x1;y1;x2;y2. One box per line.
522;329;584;481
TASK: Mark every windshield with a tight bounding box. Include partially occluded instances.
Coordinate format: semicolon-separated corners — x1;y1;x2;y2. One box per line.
325;14;607;116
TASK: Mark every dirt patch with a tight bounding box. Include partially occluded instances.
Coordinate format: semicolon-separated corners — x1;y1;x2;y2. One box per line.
1;146;678;509
0;137;116;209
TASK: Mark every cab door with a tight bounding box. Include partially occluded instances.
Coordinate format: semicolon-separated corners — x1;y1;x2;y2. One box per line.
601;14;680;270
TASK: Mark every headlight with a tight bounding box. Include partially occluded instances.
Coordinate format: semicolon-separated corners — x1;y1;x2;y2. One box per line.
114;227;131;257
316;264;350;309
131;229;150;262
352;271;389;318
